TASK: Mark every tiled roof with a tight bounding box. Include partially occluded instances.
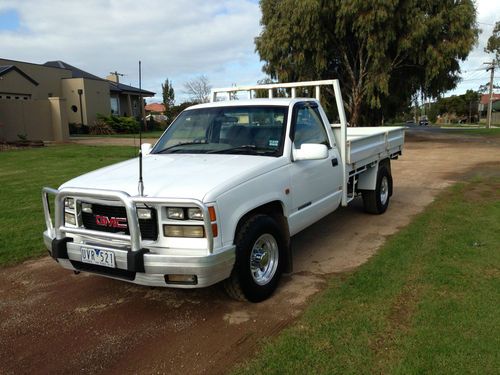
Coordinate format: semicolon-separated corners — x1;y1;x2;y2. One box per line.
43;60;103;81
480;93;500;105
108;80;155;96
43;60;155;95
145;103;165;112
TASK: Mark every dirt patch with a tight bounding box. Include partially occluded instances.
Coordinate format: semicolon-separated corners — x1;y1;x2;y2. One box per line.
0;140;45;151
70;137;158;147
0;131;499;374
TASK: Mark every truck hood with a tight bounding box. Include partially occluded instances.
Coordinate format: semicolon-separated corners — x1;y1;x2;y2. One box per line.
60;154;285;202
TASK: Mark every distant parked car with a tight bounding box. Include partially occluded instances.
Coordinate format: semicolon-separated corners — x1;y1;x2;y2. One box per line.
419;117;429;126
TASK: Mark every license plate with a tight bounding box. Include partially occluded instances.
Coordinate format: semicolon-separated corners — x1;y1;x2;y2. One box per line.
81;247;115;268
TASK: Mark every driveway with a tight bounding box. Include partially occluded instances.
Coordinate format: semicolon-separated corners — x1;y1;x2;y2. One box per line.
1;131;499;374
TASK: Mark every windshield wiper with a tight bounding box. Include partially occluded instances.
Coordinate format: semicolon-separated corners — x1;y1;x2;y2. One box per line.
208;145;275;155
155;141;206;154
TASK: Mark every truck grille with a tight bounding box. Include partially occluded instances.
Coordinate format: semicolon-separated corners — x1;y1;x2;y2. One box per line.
81;203;158;241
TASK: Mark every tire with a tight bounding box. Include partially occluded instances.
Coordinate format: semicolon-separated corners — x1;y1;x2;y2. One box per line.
224;214;284;302
362;164;392;214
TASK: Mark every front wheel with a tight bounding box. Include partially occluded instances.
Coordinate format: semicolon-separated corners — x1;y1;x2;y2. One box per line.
224;215;284;302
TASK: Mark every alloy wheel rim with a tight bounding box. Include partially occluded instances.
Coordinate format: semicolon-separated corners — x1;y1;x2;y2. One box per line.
380;176;389;205
249;233;279;286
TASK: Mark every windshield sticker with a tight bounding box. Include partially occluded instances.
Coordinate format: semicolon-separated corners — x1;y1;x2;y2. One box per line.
269;139;279;147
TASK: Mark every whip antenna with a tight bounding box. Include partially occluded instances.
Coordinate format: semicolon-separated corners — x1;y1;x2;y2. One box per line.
138;60;144;196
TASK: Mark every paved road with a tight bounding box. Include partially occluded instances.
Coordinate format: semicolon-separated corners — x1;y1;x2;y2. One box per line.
1;132;499;374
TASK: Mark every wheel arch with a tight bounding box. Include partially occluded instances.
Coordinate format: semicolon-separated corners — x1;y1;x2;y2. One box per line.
234;200;292;273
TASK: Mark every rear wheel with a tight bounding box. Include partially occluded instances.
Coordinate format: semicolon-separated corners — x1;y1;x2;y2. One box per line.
362;164;392;214
224;215;284;302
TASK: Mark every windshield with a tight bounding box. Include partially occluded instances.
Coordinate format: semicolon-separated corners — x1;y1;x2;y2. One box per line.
152;106;288;156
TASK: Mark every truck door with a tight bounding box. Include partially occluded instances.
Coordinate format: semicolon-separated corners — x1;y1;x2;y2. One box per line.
288;102;342;235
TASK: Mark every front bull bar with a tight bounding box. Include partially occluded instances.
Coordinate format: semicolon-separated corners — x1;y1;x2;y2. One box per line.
42;187;215;254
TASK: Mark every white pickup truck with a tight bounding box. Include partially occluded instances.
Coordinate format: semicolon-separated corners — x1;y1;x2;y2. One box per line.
42;80;404;302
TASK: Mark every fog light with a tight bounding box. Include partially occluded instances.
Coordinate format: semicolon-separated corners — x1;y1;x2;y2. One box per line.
81;203;93;213
165;274;197;285
187;207;203;220
163;225;205;238
167;207;185;220
65;212;76;226
137;208;152;219
65;198;75;210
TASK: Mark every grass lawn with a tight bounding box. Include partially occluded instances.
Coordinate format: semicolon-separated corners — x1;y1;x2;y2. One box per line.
444;127;500;137
71;130;165;139
0;145;135;266
235;168;500;374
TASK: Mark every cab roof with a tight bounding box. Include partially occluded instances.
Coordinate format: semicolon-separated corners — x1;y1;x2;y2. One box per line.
186;98;318;110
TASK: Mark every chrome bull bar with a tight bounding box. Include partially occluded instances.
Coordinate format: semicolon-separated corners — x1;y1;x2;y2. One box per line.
42;187;214;253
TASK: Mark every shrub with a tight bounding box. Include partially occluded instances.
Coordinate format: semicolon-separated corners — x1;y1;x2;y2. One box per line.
89;119;115;135
96;114;140;133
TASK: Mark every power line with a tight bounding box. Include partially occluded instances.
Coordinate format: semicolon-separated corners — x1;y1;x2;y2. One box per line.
466;75;489;81
464;70;488;80
462;67;488;73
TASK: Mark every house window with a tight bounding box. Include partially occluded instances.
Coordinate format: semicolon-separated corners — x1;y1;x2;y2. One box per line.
110;96;119;115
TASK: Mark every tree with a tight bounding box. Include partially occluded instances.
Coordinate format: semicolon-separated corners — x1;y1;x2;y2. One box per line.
169;101;198;123
183;75;211;103
161;78;175;118
255;0;479;126
254;77;287;98
485;21;500;64
427;90;480;123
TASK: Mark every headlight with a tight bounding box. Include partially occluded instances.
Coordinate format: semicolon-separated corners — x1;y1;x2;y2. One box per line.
65;212;76;226
167;207;185;220
65;198;75;210
163;225;205;238
81;203;93;213
137;208;152;220
187;207;203;220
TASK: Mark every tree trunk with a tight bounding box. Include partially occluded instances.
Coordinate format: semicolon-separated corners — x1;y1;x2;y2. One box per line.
349;90;363;127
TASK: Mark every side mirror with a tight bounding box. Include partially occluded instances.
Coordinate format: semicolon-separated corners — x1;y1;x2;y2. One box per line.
141;143;152;156
293;143;328;161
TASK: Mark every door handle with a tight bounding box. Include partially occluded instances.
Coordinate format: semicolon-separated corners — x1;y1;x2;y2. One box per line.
331;158;338;167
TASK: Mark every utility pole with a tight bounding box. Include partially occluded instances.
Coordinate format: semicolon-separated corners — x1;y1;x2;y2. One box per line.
484;60;495;129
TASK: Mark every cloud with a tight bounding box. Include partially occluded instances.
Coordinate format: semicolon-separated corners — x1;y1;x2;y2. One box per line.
0;0;264;102
447;0;500;95
1;0;497;102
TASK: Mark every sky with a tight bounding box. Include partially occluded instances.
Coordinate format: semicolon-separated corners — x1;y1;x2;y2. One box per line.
0;0;498;103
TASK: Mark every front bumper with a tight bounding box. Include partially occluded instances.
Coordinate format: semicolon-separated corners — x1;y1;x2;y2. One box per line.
42;187;235;288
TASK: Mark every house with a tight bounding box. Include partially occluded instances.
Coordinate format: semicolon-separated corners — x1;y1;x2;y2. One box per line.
144;102;168;122
0;57;154;141
478;93;500;114
107;72;155;118
144;102;166;114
